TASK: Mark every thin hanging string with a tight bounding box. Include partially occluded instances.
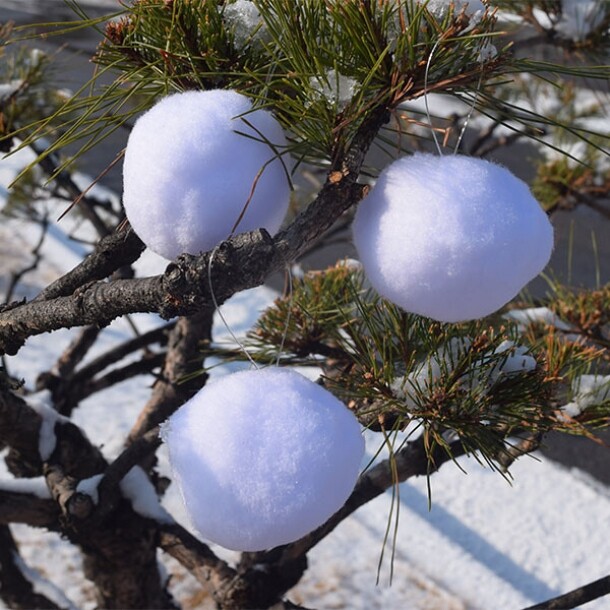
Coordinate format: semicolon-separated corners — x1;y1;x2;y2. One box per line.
424;38;444;157
276;265;294;366
207;245;260;369
453;52;485;155
425;36;486;156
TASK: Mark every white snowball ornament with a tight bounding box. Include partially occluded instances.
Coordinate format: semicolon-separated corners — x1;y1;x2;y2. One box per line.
123;90;290;260
161;368;364;551
353;154;553;322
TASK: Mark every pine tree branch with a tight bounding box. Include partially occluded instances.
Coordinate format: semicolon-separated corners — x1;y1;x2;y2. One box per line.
0;489;60;528
32;225;144;302
43;325;102;381
522;574;610;610
0;106;388;357
128;308;214;443
158;522;244;607
0;525;62;610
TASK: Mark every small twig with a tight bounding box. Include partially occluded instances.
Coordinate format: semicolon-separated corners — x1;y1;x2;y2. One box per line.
71;322;174;382
48;350;166;417
77;351;166;400
33;225;144;302
43;325;102;384
39;323;174;416
522;574;610;610
29;142;112;238
4;215;49;305
474;130;531;157
57;150;125;225
469;119;501;156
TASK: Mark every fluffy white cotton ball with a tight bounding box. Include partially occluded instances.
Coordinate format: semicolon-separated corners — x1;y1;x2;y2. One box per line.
352;153;553;323
123;90;290;260
161;367;364;551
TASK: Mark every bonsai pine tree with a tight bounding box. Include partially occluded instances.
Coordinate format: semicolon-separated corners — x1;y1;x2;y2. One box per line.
0;1;609;608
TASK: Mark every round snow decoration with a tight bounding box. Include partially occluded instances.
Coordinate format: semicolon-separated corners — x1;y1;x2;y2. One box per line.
161;368;364;551
353;154;553;322
123;90;290;260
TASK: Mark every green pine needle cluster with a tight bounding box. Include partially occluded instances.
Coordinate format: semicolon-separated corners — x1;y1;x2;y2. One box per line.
7;0;596;177
0;37;69;153
247;263;610;472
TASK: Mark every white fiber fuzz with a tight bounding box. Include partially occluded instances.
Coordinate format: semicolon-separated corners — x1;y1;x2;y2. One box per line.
123;90;290;260
161;367;364;551
353;153;553;322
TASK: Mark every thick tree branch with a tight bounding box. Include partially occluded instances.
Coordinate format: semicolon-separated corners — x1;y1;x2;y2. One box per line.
523;574;610;610
0;107;388;356
33;226;145;302
128;308;214;443
0;489;60;528
0;231;267;355
0;525;62;610
158;522;249;609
